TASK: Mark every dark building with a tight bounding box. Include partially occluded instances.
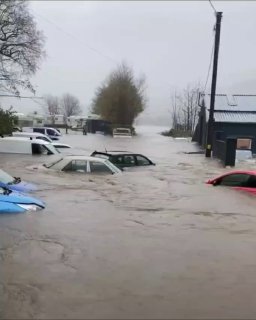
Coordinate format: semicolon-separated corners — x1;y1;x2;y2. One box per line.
193;93;256;155
86;118;112;135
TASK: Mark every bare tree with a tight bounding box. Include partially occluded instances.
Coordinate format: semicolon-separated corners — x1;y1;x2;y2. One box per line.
61;93;81;119
170;83;201;135
44;95;59;124
0;0;45;96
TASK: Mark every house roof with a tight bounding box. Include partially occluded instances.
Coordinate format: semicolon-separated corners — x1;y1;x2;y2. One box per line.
200;93;256;123
200;94;256;112
214;112;256;123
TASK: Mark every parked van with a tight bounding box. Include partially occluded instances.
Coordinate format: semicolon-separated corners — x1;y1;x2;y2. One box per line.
12;132;71;149
0;137;60;155
22;127;61;140
13;131;52;142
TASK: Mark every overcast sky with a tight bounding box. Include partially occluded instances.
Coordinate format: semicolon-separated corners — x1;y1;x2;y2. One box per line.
2;1;256;125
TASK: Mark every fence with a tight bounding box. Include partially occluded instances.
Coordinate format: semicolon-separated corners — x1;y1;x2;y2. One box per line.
212;138;237;167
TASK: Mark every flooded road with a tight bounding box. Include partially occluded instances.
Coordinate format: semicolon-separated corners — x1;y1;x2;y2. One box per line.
1;125;256;319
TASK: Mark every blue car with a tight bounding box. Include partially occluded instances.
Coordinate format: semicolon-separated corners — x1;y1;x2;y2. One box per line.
0;169;36;193
0;187;45;213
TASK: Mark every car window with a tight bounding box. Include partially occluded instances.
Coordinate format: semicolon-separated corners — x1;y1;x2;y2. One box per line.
219;174;251;187
34;128;45;134
63;160;87;172
123;155;135;166
112;155;123;165
136;155;151;166
89;161;112;174
32;143;42;154
246;175;256;188
0;169;14;184
36;136;50;142
47;129;56;136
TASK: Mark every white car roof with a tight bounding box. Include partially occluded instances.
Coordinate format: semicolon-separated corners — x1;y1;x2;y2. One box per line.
61;155;107;163
2;137;51;145
13;131;48;137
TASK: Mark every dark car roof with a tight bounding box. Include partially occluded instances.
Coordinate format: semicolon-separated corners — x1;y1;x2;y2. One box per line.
92;150;134;156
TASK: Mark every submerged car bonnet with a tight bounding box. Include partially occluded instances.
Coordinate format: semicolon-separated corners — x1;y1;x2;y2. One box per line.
0;192;45;207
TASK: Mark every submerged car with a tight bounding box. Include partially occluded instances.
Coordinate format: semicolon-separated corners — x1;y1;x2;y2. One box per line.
0;187;45;213
207;170;256;195
43;155;122;175
12;132;71;149
91;151;155;168
113;128;132;138
0;169;36;193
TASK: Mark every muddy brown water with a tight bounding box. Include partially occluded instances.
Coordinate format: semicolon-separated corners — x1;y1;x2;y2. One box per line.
1;126;256;319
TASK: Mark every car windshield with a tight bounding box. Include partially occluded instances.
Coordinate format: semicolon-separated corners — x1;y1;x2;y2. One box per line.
44;143;60;154
44;156;63;168
37;136;52;143
0;169;15;184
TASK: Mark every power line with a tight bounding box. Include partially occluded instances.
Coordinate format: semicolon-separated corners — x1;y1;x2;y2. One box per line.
209;0;217;14
31;9;118;65
0;94;43;98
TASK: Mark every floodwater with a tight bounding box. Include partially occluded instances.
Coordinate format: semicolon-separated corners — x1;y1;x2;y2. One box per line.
1;125;256;319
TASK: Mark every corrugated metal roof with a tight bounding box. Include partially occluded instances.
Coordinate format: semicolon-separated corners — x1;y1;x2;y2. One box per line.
201;94;256;111
214;112;256;123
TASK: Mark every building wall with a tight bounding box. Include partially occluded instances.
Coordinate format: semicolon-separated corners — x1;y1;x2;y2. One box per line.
214;122;256;154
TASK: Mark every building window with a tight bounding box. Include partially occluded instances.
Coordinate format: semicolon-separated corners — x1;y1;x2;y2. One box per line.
237;139;252;150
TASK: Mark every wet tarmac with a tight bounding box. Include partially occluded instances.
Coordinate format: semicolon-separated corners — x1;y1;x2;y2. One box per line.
1;125;256;319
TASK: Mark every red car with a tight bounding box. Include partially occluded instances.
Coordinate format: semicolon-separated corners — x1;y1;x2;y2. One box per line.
207;170;256;195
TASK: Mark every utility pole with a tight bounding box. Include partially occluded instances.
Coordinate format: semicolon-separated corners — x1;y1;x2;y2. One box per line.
205;11;223;157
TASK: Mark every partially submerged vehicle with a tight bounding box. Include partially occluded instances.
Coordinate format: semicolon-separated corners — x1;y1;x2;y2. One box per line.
0;186;45;213
22;127;62;140
12;132;71;149
43;155;122;175
0;169;36;192
91;150;155;168
0;137;60;155
207;170;256;195
112;128;132;138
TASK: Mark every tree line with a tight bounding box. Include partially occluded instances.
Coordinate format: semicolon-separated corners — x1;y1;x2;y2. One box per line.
0;0;202;136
